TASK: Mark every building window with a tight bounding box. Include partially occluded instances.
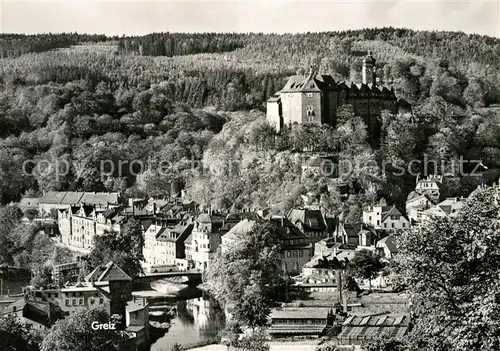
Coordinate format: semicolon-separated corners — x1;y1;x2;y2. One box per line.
306;105;314;116
384;223;387;228
65;300;70;307
99;298;104;304
402;223;406;228
391;223;395;228
377;220;380;225
306;93;313;98
287;251;291;258
72;299;77;306
79;299;83;305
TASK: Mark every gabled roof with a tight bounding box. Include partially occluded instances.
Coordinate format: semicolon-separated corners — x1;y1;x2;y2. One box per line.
406;191;431;204
222;217;307;244
225;212;260;222
23;302;52;327
80;205;95;217
339;222;362;238
102;207;118;219
222;218;259;242
436;197;464;216
381;206;405;222
85;261;132;282
267;94;281;103
270;307;328;320
270;216;307;239
338;313;410;341
288;208;327;232
157;222;193;243
61;192;85;205
196;213;225;224
80;192;119;205
377;235;398;254
39;191;67;204
39;191;119;206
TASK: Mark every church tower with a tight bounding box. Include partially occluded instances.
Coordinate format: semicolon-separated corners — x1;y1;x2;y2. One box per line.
362;50;376;85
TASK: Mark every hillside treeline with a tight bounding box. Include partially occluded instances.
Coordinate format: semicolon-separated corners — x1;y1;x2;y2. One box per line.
0;28;499;209
118;32;245;56
0;33;112;58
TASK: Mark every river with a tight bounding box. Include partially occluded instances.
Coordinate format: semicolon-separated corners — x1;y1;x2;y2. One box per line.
149;289;226;351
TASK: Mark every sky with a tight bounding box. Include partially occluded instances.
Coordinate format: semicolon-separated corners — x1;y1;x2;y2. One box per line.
1;0;499;38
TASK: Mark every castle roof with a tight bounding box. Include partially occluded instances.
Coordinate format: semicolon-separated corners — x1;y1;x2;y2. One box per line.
363;50;376;65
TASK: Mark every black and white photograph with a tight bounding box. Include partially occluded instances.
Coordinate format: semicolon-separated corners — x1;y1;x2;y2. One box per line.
0;0;499;350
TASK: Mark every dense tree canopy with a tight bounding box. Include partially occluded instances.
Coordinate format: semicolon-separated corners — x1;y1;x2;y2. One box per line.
85;218;144;278
205;221;287;327
348;249;385;291
0;315;43;351
394;185;500;350
0;28;499;222
40;307;126;351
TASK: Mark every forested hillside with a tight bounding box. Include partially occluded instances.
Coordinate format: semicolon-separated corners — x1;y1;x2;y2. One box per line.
0;28;499;211
0;33;113;58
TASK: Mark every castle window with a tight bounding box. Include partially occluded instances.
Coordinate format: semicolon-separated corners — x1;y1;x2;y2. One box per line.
306;105;315;116
306;93;313;98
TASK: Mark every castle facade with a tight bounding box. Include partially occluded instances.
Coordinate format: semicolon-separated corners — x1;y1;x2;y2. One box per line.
266;51;410;143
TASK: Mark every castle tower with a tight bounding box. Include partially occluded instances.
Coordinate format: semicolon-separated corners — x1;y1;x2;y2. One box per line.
362;50;376;85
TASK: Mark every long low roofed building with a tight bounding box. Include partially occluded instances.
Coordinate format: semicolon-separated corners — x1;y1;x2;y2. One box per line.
39;191;120;214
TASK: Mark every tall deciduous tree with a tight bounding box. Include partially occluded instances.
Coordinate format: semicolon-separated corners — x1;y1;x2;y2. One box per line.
348;249;384;291
40;307;126;351
0;315;43;351
86;218;144;278
395;185;500;350
205;221;286;328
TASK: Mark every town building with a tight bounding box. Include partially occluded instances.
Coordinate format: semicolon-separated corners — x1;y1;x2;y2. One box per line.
362;204;409;231
142;219;193;272
405;192;433;223
288;208;331;243
268;307;334;338
421;197;464;221
414;174;444;203
335;312;410;346
266;51;410;144
1;262;149;349
270;216;314;274
58;205;123;249
39;191;120;216
187;213;225;272
0;298;54;331
221;217;313;275
376;235;398;260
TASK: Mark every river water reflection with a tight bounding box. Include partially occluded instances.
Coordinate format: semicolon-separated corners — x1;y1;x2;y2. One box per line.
150;290;226;351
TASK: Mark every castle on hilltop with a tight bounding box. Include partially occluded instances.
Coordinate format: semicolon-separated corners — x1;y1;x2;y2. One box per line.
266;51;411;143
